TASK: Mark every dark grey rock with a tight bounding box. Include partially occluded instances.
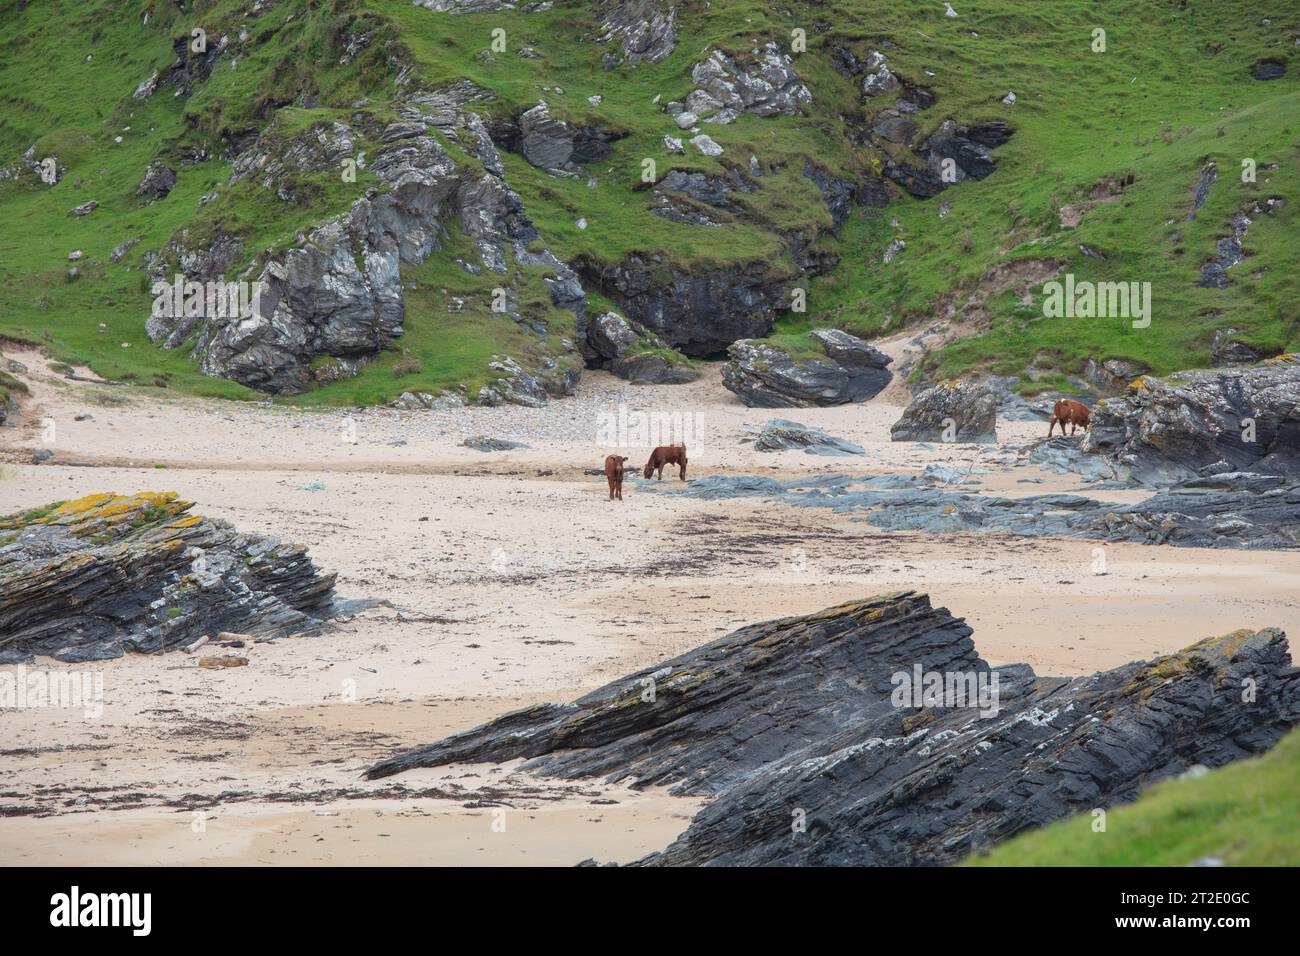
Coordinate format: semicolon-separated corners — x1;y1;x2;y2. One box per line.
1210;328;1272;367
1082;357;1300;485
722;330;892;407
135;160;177;203
0;493;337;663
750;419;865;456
366;593;1300;867
891;381;997;443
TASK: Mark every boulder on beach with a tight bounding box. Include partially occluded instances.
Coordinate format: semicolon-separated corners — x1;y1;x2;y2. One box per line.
366;591;1300;866
722;328;892;407
750;419;864;456
890;380;997;443
1081;355;1300;485
0;492;337;664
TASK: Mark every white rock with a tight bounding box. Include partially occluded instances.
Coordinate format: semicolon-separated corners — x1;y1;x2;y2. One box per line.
662;135;684;153
575;218;588;230
675;111;699;129
1003;91;1017;106
690;134;723;157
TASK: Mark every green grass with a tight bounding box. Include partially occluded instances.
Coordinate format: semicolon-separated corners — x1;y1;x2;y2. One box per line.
967;725;1300;866
0;0;1297;404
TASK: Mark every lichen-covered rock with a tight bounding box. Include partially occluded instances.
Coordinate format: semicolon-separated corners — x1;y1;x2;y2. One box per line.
1081;356;1300;485
0;493;337;664
366;593;1300;867
891;380;997;443
722;330;893;407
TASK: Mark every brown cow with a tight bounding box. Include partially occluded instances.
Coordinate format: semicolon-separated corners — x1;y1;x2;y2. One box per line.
1048;399;1091;437
643;443;687;480
604;455;629;500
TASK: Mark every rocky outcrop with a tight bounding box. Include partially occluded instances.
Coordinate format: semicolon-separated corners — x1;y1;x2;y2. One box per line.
366;593;1300;866
884;120;1015;198
660;469;1300;550
1199;198;1285;288
1081;356;1300;485
595;0;676;65
148;94;587;400
574;252;787;355
135;160;177;203
722;329;892;407
579;311;697;383
891;380;997;443
0;493;337;664
674;44;811;126
1084;356;1150;395
1210;328;1273;367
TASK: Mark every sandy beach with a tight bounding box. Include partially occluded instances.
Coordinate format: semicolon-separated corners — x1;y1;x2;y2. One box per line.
3;346;1298;865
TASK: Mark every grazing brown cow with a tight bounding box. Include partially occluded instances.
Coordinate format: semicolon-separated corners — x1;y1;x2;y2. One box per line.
643;443;687;480
1048;399;1091;437
604;455;629;500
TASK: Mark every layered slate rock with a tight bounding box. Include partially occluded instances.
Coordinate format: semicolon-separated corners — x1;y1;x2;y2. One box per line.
366;593;1300;866
1081;356;1300;485
644;622;1299;866
367;592;983;792
659;470;1300;550
890;380;997;443
749;420;864;456
595;0;677;65
0;493;337;664
722;329;893;407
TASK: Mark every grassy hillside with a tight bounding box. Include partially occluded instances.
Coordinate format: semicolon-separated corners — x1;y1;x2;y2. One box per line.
966;724;1300;866
0;0;1297;404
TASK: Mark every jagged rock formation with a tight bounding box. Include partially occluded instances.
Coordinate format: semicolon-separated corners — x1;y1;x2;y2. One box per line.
722;329;892;407
1082;355;1300;485
0;493;337;664
595;0;677;66
366;593;1300;866
891;380;997;443
134;160;176;203
147;92;586;398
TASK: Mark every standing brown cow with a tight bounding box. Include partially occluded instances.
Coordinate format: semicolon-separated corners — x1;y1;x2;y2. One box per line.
1048;399;1091;437
604;455;629;500
643;443;687;480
